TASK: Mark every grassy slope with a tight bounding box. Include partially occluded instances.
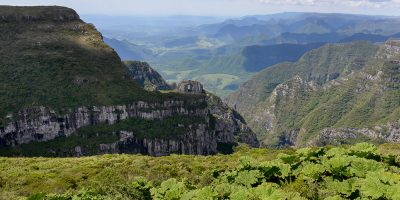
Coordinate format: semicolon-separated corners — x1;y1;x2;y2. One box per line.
0;6;203;123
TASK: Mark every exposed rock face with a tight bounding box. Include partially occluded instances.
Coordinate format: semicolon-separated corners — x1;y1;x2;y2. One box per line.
206;93;259;148
98;128;217;156
124;61;172;91
0;101;206;147
177;80;204;94
313;122;400;146
0;95;258;156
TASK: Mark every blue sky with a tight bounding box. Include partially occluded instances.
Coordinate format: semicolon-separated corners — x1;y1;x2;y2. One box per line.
0;0;399;16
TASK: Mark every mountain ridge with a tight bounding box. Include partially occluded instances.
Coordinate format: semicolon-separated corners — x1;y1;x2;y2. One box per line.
226;41;399;147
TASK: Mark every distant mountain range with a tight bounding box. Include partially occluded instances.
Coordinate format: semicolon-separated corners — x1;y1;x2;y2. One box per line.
103;37;154;60
201;13;400;41
100;12;400;97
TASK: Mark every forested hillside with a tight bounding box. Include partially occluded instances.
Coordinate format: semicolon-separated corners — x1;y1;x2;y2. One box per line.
226;41;400;147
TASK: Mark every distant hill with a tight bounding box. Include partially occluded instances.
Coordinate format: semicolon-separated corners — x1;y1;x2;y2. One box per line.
213;23;283;41
164;36;199;48
199;43;326;73
241;43;325;72
340;32;400;43
262;32;345;45
103;37;153;60
200;13;400;42
225;41;400;147
226;41;378;116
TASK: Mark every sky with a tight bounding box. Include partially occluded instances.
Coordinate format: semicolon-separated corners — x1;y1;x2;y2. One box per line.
1;0;400;16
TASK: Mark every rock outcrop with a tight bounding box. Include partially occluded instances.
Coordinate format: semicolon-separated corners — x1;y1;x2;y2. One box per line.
177;80;204;94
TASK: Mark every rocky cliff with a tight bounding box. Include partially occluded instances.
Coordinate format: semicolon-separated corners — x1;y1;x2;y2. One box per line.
0;6;258;156
0;95;258;156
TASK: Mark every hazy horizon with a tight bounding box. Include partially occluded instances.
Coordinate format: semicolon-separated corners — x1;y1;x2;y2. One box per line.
1;0;400;17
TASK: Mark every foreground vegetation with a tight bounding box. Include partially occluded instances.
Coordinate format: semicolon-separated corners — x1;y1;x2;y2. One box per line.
0;143;399;199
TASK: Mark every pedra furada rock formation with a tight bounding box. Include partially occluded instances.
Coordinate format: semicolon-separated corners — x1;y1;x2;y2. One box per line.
0;6;258;157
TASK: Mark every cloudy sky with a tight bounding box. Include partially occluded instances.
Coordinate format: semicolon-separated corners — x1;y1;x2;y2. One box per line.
0;0;399;16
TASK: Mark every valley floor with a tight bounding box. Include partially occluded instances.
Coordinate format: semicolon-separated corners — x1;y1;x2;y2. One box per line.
1;143;400;199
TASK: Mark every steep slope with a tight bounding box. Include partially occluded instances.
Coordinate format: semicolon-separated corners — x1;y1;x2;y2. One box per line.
0;6;154;119
226;41;399;147
124;61;172;91
0;6;258;156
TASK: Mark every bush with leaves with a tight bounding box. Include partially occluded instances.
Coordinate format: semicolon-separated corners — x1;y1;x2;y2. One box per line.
21;143;400;200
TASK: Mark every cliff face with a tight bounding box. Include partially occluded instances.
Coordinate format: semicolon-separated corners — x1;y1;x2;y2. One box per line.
0;6;258;156
0;101;206;147
0;96;258;156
